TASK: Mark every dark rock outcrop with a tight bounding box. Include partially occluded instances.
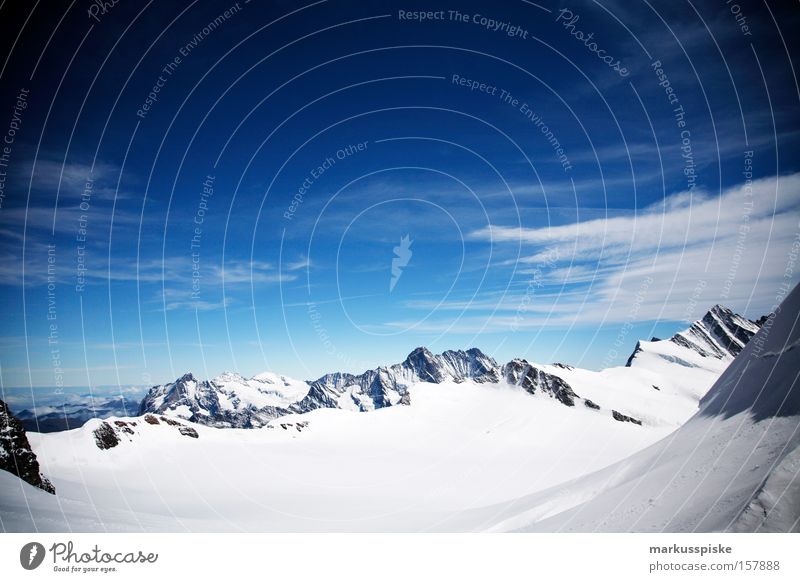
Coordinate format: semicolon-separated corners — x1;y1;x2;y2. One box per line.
502;359;579;406
754;313;772;327
93;422;120;450
0;399;55;493
612;410;643;425
178;426;199;438
94;414;202;447
624;341;643;367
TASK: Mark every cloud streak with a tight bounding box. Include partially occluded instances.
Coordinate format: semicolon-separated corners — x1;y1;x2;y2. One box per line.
442;173;800;326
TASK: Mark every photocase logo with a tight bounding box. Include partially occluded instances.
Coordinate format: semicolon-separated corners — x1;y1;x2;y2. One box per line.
20;542;46;570
390;235;413;292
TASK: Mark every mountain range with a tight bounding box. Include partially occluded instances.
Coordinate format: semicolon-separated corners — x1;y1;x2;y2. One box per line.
136;303;763;430
7;304;760;435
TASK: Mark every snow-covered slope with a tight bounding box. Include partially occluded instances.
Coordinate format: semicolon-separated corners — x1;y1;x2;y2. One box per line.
555;338;729;429
2;379;673;532
477;287;799;533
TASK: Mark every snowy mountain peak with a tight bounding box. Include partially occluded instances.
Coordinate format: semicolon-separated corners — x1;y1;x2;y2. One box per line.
627;304;764;368
139;370;310;428
403;346;445;383
405;346;433;359
401;346;499;385
292;347;500;414
671;304;761;359
213;371;245;383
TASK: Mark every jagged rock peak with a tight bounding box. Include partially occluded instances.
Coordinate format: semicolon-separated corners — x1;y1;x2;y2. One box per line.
501;359;579;406
625;341;643;367
293;347;502;416
671;304;761;359
405;346;434;360
401;346;499;384
0;399;55;494
626;304;764;367
403;346;446;383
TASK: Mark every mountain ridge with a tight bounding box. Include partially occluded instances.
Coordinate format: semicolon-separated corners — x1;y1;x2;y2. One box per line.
138;304;765;429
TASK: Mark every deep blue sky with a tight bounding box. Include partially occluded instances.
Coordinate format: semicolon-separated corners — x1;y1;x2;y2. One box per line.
0;0;798;389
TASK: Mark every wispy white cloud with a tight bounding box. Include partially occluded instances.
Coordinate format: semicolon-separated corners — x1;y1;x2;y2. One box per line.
390;173;800;330
32;159;118;197
471;173;799;262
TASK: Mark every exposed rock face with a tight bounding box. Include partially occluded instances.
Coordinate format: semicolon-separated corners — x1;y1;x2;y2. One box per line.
113;420;135;434
402;347;500;384
612;410;643;425
624;342;644;367
0;399;55;494
501;359;579;406
294;347;500;414
754;313;772;327
93;422;120;450
92;415;200;450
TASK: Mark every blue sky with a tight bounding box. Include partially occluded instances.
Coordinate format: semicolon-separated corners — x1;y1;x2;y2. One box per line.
0;0;798;389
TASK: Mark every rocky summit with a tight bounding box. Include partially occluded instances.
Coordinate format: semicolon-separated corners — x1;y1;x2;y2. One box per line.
669;304;762;358
0;399;55;494
627;304;764;366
